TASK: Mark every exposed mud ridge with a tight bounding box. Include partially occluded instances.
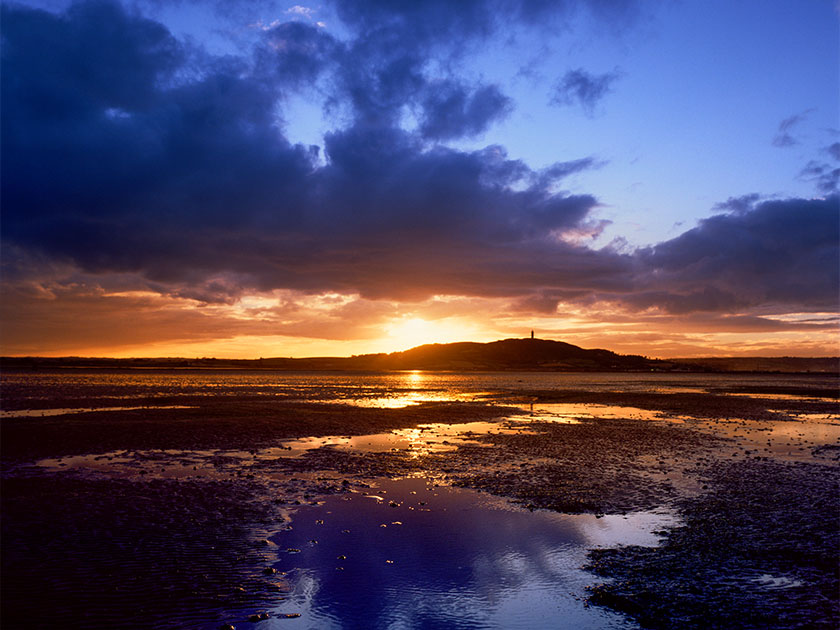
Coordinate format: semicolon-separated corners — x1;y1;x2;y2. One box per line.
257;416;725;514
486;390;837;421
585;459;840;630
1;477;287;630
0;400;512;465
277;447;426;479
705;385;839;399
445;418;724;513
455;459;674;513
813;443;840;460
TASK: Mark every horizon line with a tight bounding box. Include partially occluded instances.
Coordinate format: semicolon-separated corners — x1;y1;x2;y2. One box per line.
2;335;837;363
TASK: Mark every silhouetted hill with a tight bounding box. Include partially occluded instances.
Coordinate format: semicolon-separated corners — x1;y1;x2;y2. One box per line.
363;338;663;371
2;339;837;373
0;339;668;372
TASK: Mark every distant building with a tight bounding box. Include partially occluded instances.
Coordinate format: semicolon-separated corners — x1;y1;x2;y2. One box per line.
530;330;534;339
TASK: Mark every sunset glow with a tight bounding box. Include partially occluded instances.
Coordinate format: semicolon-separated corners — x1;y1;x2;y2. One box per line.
0;1;837;359
384;317;480;352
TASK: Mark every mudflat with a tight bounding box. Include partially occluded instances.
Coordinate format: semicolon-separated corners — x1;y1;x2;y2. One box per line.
1;370;837;629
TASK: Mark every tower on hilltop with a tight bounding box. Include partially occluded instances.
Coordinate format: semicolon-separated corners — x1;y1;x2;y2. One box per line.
530;330;534;339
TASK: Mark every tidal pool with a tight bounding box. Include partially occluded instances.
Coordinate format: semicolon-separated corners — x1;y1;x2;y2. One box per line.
278;420;538;458
513;402;688;423
255;477;675;630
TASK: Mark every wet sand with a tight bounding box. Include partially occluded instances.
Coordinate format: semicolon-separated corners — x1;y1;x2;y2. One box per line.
1;371;838;628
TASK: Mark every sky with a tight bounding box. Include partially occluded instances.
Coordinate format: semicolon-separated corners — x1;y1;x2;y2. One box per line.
1;0;838;359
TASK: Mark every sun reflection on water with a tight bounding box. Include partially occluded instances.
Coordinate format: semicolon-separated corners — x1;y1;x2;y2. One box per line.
405;370;424;386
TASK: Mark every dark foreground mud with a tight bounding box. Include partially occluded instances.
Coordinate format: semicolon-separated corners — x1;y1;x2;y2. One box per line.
446;418;721;513
586;459;840;629
1;372;838;629
1;477;282;629
0;400;510;465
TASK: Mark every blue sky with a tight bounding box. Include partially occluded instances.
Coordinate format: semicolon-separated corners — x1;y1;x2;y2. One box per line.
1;0;838;358
140;0;839;245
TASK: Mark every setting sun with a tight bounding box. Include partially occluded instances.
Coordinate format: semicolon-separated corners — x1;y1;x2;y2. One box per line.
384;317;477;351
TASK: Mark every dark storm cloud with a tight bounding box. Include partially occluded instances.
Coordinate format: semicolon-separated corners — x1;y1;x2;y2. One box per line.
549;68;621;114
712;194;762;214
331;0;641;43
1;0;833;323
1;0;630;304
254;4;517;136
318;0;636;129
418;82;513;141
0;1;182;136
631;195;839;313
256;20;340;89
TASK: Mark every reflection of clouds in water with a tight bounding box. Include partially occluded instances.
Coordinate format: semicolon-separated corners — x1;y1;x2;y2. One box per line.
284;570;321;621
269;478;666;628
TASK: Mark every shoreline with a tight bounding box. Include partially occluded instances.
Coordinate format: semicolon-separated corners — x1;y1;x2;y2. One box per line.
3;363;838;375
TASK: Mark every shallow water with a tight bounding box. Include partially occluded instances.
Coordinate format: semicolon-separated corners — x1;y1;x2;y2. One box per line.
516;402;687;423
689;415;840;462
260;477;671;630
4;369;836;410
33;419;537;477
280;420;541;458
34;400;840;480
723;392;838;403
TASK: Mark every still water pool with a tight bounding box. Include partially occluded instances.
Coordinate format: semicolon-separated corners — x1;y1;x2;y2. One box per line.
262;477;672;630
